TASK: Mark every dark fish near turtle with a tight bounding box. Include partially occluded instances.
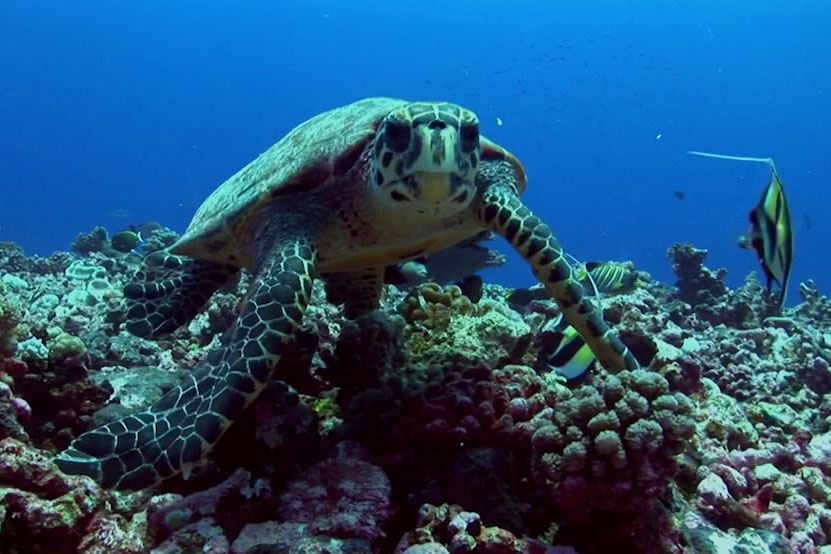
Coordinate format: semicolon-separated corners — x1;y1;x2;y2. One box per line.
384;231;505;297
505;284;549;307
688;151;794;310
110;229;143;253
456;275;484;303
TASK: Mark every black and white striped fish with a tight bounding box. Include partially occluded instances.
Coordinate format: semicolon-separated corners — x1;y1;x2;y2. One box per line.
689;151;794;310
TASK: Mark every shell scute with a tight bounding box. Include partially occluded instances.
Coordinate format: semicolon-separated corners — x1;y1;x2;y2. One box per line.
172;97;410;262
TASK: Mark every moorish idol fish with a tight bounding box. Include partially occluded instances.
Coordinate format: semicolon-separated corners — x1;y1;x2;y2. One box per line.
538;313;598;380
506;255;637;380
688;151;794;310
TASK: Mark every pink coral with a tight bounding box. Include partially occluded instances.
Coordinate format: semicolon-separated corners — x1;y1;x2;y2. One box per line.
77;512;145;554
394;503;574;554
147;468;272;542
278;456;393;542
0;380;29;441
0;438;105;547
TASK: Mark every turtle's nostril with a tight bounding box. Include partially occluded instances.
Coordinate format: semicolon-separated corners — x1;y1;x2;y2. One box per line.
428;120;446;130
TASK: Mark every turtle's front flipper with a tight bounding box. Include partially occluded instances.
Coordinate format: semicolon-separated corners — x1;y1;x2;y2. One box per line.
55;239;317;490
323;267;384;319
124;251;238;339
478;182;639;372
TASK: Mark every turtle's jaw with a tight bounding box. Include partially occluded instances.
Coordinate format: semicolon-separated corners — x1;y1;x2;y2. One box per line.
379;171;474;219
416;172;457;205
372;101;480;216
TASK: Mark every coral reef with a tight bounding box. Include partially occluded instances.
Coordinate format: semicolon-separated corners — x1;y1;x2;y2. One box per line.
277;455;393;542
399;282;532;369
529;369;695;520
0;232;830;553
0;438;107;552
394;503;575;554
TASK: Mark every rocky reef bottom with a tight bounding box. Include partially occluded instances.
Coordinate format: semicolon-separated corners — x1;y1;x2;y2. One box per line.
1;229;830;553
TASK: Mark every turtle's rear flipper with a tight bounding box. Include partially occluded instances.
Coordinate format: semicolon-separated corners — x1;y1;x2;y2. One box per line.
56;238;317;490
124;251;238;339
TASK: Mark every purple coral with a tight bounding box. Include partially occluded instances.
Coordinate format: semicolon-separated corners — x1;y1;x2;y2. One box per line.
528;369;695;519
0;378;30;441
394;503;575;554
0;438;105;547
278;456;393;542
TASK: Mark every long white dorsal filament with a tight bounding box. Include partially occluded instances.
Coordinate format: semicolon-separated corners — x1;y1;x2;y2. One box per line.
687;151;777;175
564;251;602;310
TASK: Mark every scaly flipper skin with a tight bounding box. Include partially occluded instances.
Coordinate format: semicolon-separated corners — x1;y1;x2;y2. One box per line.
323;267;384;319
55;239;317;489
124;252;238;339
477;162;639;372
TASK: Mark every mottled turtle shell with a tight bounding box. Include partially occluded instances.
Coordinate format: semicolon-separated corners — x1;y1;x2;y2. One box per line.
170;96;526;267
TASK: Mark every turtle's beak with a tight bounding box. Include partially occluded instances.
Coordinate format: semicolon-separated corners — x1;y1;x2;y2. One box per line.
415;172;452;205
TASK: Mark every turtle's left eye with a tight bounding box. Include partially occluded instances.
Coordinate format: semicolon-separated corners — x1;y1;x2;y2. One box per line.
385;121;411;152
460;123;479;152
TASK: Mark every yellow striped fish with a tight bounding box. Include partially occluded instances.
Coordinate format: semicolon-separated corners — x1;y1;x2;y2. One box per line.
574;261;639;295
688;151;794;310
506;260;638;308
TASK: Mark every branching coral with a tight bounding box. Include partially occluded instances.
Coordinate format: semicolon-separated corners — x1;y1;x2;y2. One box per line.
667;242;728;306
70;226;110;256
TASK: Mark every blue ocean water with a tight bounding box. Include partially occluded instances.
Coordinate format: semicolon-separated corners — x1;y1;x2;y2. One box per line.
1;0;827;302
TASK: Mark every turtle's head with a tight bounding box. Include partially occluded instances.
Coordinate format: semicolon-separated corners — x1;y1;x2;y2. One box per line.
372;102;480;216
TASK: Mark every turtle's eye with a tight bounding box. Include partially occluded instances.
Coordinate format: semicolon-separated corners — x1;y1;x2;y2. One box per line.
390;190;411;202
385;121;411;152
460;123;479;152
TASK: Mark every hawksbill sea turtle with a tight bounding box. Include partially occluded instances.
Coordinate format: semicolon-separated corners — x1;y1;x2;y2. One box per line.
55;97;639;490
